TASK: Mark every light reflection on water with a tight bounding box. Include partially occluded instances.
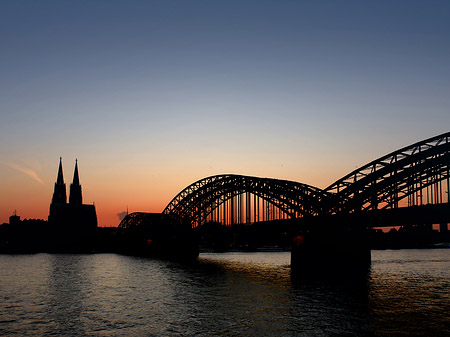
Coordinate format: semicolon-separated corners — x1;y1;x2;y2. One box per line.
369;250;450;336
0;250;449;336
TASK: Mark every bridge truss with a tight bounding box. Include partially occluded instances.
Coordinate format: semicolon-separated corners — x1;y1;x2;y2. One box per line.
325;132;450;213
120;132;450;228
162;175;332;227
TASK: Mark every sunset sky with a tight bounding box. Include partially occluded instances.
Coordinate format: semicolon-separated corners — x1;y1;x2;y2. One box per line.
1;1;449;226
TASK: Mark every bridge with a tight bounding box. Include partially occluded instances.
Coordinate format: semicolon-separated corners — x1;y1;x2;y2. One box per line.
119;132;450;268
121;131;450;227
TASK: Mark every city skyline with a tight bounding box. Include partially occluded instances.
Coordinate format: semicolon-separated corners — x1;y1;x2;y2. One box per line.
1;1;450;226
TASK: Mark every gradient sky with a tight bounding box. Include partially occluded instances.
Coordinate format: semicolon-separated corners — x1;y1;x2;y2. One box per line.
1;0;449;226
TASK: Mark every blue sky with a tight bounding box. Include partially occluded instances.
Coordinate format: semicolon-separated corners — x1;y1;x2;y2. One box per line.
1;0;449;225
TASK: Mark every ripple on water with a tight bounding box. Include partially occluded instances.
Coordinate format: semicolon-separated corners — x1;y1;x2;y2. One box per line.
0;251;449;336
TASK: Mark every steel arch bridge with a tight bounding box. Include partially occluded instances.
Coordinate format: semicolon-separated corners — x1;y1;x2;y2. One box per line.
120;132;450;228
162;174;333;227
325;132;450;213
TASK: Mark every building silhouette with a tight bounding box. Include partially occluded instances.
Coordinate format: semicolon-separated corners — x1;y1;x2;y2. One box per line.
9;210;20;226
48;158;97;232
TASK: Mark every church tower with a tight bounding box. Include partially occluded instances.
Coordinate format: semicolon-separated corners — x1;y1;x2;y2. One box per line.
69;159;83;204
51;157;66;204
49;157;97;237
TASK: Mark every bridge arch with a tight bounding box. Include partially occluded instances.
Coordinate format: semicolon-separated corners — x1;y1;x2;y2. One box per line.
163;174;332;227
122;132;450;229
325;132;450;213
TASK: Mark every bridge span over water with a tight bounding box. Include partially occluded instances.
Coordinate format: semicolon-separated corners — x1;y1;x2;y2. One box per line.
120;132;450;230
118;132;450;267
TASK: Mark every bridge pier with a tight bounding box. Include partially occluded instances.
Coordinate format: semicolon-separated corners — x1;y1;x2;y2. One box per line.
291;223;371;273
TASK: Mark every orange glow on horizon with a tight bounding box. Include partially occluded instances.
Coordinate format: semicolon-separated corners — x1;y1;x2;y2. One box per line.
0;164;364;227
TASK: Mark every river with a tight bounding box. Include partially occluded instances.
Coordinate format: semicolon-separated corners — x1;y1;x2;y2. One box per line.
0;249;449;336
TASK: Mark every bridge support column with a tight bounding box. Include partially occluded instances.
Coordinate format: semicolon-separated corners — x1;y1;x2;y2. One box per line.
291;224;371;273
440;222;448;233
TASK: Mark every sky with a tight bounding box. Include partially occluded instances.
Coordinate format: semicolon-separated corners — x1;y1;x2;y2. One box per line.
1;0;449;226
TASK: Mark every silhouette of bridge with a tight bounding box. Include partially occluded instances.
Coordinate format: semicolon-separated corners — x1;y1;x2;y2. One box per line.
117;132;450;267
120;132;450;230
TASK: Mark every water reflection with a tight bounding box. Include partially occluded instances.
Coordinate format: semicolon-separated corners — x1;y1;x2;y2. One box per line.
289;268;373;336
0;250;449;336
193;253;375;336
0;254;52;335
177;254;293;336
46;255;90;334
369;249;450;336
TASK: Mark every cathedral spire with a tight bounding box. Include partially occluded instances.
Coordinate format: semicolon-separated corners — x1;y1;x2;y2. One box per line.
73;159;80;186
69;159;83;204
57;157;64;184
52;157;67;204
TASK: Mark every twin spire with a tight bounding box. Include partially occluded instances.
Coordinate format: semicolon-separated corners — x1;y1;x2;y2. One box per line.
52;157;82;205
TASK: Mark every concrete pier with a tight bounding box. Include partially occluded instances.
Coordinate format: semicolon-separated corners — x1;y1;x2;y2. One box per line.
291;224;371;272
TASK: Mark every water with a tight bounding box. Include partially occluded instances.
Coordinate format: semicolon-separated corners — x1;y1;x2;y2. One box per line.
0;250;449;336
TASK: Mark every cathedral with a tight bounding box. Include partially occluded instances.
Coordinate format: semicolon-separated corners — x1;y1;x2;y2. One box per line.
48;158;97;232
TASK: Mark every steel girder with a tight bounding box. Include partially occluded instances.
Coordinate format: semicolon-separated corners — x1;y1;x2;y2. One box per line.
149;132;450;227
118;212;150;229
163;174;332;226
118;212;182;229
325;132;450;213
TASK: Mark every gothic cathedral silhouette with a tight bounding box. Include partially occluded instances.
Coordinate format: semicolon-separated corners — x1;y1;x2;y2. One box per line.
48;158;97;233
